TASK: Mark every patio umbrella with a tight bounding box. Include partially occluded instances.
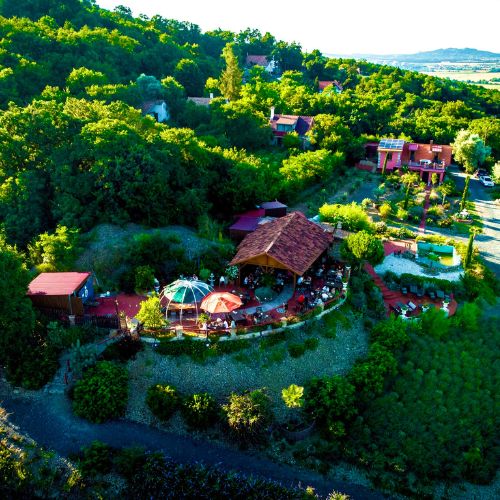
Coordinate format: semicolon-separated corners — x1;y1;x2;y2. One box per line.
163;279;213;304
200;292;242;314
160;279;213;323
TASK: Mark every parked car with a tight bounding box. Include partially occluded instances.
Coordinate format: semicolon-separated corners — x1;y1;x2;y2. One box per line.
475;169;488;178
480;176;494;187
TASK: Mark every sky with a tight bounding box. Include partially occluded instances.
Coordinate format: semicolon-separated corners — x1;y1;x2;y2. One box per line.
95;0;500;55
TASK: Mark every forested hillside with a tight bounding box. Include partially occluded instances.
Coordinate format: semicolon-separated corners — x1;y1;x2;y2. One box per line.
0;0;498;247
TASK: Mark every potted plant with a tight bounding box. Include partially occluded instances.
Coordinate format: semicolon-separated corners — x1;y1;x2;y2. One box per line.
225;265;239;284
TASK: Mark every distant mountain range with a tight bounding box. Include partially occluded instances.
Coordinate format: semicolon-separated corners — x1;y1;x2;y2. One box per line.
328;48;500;63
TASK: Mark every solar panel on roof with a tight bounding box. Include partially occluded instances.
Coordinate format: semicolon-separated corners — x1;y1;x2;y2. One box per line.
379;138;405;150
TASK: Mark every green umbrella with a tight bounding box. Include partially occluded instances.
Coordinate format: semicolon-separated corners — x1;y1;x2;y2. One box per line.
161;279;213;324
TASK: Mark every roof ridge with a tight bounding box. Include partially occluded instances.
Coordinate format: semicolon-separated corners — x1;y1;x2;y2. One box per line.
263;212;296;254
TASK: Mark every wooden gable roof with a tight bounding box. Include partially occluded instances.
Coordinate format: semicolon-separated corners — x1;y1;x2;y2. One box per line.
229;211;333;276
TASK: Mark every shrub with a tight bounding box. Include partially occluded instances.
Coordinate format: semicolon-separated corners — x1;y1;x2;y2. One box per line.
136;295;166;330
374;221;387;234
223;389;273;445
378;202;392;219
282;384;304;408
79;441;112;477
304;337;319;351
396;207;408;221
69;340;99;379
319;202;371;232
100;336;143;363
288;342;306;358
181;393;219;428
361;198;372;208
73;361;128;423
304;375;357;438
146;384;179;421
134;265;155;292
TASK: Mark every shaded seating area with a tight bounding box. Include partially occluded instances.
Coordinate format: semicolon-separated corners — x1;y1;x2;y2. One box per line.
229;211;334;290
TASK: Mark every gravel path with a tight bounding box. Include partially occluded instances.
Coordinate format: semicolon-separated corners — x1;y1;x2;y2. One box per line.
126;319;368;426
0;378;385;499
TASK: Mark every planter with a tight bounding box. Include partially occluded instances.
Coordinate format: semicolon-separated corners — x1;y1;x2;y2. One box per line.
280;420;316;442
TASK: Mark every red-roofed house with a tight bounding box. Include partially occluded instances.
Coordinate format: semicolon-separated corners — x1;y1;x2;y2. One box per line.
269;107;314;148
318;80;343;93
245;55;277;73
375;139;452;184
141;100;169;123
27;272;94;315
229;211;333;285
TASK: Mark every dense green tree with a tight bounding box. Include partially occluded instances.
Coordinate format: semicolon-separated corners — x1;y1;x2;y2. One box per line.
173;59;204;96
460;175;470;211
219;43;242;101
452;130;491;173
341;230;384;270
0;236;36;383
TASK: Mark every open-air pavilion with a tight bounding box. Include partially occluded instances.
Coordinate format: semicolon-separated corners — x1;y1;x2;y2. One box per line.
229;211;334;288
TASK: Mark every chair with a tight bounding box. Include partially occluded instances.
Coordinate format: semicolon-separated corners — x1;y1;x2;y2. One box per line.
416;287;424;298
407;301;417;312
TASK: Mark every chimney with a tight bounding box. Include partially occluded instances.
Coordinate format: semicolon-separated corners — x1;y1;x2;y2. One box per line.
270;106;275;120
429;139;433;152
209;92;214;99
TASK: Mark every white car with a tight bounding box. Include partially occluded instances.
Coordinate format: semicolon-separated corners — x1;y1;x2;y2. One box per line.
479;176;494;187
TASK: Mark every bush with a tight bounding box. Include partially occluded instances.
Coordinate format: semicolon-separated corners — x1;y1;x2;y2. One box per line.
379;203;392;219
374;221;387;234
181;393;219;428
73;361;128;423
223;389;273;445
100;336;143;363
79;441;112;477
396;207;408;221
288;342;306;358
304;337;319;351
319;202;371;232
134;265;155;292
146;384;179;421
282;384;304;408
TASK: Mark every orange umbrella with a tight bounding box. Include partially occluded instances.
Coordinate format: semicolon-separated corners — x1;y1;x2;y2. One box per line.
200;292;243;314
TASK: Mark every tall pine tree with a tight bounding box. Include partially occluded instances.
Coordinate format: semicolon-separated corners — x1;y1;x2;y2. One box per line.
219;43;243;101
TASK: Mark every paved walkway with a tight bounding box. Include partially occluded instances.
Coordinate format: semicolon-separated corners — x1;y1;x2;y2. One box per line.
418;186;431;233
239;284;294;315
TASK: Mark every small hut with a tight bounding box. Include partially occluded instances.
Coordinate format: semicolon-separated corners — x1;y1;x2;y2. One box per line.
27;272;94;315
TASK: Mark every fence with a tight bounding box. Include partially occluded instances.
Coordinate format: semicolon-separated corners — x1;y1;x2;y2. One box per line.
36;307;119;329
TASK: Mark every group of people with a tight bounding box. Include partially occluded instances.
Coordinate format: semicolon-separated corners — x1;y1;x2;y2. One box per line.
201;317;233;331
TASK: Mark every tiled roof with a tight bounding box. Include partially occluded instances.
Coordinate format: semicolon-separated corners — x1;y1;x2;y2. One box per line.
260;201;287;210
187;97;212;106
270;114;314;136
246;55;269;67
141;100;164;114
28;272;91;296
229;211;332;276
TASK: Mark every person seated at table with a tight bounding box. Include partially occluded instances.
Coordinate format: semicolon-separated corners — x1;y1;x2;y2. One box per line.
192;273;198;281
222;319;229;329
297;276;304;286
243;276;249;287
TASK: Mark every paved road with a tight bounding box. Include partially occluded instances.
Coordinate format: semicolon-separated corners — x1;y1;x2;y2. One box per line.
0;387;387;499
446;167;500;277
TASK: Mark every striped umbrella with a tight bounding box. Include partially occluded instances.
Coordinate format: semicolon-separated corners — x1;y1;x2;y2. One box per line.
161;279;213;323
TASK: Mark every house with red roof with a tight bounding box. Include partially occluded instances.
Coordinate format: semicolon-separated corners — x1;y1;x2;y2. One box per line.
269;107;314;148
360;138;453;184
245;55;277;74
379;139;452;184
27;272;94;315
318;80;343;93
